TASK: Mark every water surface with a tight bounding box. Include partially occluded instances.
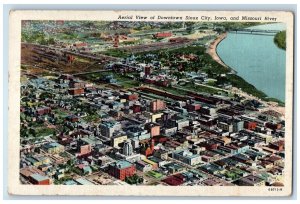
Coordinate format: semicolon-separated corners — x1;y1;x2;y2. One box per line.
217;23;286;102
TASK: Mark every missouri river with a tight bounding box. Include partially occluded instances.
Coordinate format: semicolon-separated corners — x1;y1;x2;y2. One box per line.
216;23;286;102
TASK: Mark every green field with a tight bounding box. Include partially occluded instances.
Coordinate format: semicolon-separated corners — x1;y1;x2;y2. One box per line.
146;171;163;179
101;49;130;58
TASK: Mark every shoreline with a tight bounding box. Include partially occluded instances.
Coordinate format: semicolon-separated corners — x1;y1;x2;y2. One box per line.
207;32;236;72
207;32;285;115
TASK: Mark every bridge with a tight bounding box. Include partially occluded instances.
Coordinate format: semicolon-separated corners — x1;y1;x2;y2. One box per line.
228;28;281;35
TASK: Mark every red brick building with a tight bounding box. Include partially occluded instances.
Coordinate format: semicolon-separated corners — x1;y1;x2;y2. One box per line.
67;55;75;63
154;32;172;38
265;122;282;130
269;140;284;151
70;81;85;89
144;66;152;76
132;104;141;113
124;93;139;101
150;99;166;112
141;139;155;157
152;135;168;143
36;107;51;115
186;103;201;112
108;160;136;181
80;144;92;156
69;88;84;95
29;173;50;185
155;80;170;87
162;174;185;186
244;121;257;130
203;142;218;151
146;123;160;137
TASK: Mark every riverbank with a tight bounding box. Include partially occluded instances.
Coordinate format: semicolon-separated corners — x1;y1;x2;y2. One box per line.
231;87;285;117
206;32;231;69
207;32;285;111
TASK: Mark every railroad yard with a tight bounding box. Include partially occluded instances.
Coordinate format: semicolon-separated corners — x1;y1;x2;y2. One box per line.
19;20;286;187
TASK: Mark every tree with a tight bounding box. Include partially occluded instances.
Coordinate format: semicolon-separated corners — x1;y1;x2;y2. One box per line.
48;37;56;45
173;71;183;81
125;174;143;185
191;79;196;88
28;128;36;137
67;158;75;166
20;128;29;138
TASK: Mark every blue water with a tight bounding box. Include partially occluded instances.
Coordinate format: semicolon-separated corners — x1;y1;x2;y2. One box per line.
217;23;286;102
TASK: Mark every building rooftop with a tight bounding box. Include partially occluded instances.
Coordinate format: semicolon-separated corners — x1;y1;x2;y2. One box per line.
43;142;63;149
100;120;120;128
64;180;78;185
30;173;49;182
81;136;102;145
111;160;133;169
238;175;264;185
173;149;200;159
75;178;95;185
20;167;44;178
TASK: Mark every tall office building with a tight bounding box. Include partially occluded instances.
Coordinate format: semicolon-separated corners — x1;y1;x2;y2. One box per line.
123;140;133;156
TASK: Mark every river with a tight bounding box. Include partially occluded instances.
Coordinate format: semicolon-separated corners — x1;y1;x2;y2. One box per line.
216;23;286;102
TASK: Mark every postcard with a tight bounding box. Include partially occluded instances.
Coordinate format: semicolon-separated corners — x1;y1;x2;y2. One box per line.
8;10;294;196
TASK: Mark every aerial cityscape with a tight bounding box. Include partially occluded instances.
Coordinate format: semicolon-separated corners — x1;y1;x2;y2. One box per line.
20;20;286;187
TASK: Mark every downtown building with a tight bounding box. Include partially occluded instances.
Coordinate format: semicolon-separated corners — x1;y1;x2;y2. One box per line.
108;160;136;181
